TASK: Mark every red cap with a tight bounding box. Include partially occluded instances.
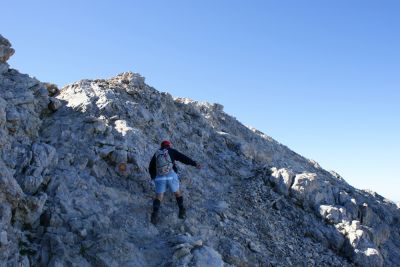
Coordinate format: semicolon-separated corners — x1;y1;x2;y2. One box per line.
161;140;171;148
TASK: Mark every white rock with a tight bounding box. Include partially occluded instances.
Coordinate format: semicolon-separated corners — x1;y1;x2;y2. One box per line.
270;167;294;196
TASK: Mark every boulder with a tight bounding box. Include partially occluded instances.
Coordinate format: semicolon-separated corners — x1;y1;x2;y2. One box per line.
48;98;62;112
219;238;247;266
0;35;14;63
21;175;44;194
189;246;224;267
14;193;48;226
269;167;294;196
291;173;335;209
319;205;343;224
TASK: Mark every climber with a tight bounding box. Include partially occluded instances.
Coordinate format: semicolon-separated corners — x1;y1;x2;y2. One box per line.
148;140;201;224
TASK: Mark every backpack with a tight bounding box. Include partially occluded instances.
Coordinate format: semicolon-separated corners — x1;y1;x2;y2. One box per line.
155;149;173;176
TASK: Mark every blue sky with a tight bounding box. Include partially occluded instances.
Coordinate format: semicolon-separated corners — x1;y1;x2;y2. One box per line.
2;0;399;201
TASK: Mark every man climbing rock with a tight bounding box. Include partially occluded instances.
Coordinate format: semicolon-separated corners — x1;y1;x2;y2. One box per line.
149;140;201;224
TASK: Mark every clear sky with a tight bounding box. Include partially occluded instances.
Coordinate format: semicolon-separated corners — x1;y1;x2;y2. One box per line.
2;0;399;201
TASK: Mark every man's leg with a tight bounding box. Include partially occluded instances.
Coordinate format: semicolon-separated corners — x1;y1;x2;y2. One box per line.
170;174;186;219
174;190;186;219
153;193;164;213
152;180;166;224
155;193;164;201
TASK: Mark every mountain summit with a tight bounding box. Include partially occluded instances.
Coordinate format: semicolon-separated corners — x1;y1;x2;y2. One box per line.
1;34;399;266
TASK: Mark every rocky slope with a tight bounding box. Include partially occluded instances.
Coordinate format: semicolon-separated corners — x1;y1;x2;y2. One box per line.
1;34;399;267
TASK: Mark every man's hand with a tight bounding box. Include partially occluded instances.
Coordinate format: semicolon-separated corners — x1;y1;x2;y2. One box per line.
196;163;202;169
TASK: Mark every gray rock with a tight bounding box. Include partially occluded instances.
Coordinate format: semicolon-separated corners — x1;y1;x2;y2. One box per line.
97;145;115;158
190;246;224;267
372;223;390;245
248;240;263;253
19;256;30;267
219;238;247;266
47;257;65;267
0;62;8;74
110;149;128;164
48;97;62;112
270;167;294;196
0;34;15;62
291;172;335;210
21;175;44;194
343;198;359;219
0;166;24;204
25;143;57;179
319;205;343;224
0;203;12;227
0;96;6;125
0;231;8;246
14;193;48;226
353;247;384;267
6;108;20;123
321;225;345;251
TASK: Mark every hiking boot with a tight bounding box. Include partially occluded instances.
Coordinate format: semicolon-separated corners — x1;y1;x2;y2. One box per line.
178;207;186;219
151;211;159;225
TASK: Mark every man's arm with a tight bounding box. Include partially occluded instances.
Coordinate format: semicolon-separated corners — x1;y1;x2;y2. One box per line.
170;148;197;166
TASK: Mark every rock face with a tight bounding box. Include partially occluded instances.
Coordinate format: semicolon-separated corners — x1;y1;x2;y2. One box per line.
0;35;15;63
1;34;400;266
0;34;54;266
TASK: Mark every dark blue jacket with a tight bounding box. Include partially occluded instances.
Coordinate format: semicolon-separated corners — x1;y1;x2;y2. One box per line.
149;147;197;179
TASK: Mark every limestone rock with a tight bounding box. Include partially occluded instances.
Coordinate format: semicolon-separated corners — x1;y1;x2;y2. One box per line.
219;238;247;266
21;143;57;187
189;246;224;267
48;97;62;112
20;175;45;194
0;62;8;74
14;193;48;226
0;34;14;62
0;203;12;228
0;231;8;246
319;204;343;224
248;240;263;253
270;167;294;196
291;172;335;209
